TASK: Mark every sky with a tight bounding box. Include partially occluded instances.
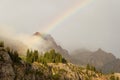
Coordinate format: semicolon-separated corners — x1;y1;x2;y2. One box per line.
0;0;120;57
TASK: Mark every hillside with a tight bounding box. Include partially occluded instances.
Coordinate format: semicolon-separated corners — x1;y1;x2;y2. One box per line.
70;49;93;65
71;48;119;73
0;32;71;60
102;59;120;73
0;43;118;80
1;32;120;74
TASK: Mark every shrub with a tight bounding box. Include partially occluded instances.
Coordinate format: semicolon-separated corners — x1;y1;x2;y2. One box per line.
0;41;4;47
110;75;116;80
6;48;21;63
52;74;60;80
0;55;4;61
26;49;39;63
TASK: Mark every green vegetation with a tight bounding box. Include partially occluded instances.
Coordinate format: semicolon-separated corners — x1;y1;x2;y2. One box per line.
42;49;67;64
59;69;67;73
26;49;67;64
1;41;120;80
52;74;61;80
0;54;4;61
26;49;39;63
110;75;119;80
85;76;89;80
0;41;21;63
86;64;96;72
0;41;4;47
110;75;116;80
6;47;21;63
117;77;120;80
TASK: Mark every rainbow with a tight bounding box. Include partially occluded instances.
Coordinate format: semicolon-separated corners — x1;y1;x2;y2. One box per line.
42;0;95;34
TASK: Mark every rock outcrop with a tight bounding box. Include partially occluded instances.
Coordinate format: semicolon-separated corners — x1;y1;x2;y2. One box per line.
0;47;15;80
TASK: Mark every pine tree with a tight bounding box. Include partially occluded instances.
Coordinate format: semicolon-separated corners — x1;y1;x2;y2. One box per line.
13;50;21;63
86;64;90;70
33;50;39;62
26;49;33;63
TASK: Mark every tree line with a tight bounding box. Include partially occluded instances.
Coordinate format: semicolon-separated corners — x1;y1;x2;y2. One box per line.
26;49;67;64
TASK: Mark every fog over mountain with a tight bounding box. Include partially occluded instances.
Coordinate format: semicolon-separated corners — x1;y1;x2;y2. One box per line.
0;30;120;73
0;1;120;78
71;48;120;73
0;0;120;58
0;31;70;60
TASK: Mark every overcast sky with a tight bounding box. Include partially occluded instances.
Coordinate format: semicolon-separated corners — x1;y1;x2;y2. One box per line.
0;0;120;57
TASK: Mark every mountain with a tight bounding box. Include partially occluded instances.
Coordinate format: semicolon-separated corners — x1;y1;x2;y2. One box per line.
70;48;93;65
102;59;120;73
88;48;116;68
1;32;120;74
32;32;71;60
71;48;118;73
0;32;71;60
0;46;117;80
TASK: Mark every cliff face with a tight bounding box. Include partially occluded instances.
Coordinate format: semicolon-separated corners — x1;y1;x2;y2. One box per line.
0;47;15;80
0;47;118;80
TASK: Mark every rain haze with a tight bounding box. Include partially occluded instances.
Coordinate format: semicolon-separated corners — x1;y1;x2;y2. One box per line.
0;0;120;57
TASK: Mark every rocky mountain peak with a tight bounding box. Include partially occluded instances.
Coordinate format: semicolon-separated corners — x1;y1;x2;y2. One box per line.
33;32;52;40
33;32;42;36
96;48;105;53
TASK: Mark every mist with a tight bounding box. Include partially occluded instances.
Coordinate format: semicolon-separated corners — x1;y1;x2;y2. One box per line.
0;0;120;58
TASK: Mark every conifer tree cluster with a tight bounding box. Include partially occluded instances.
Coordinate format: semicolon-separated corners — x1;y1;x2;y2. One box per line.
86;64;96;72
41;49;67;63
26;49;67;64
6;47;21;63
26;49;39;63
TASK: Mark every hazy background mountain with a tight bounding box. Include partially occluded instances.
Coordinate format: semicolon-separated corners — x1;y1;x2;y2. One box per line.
102;59;120;73
32;32;71;60
0;0;120;58
71;48;120;73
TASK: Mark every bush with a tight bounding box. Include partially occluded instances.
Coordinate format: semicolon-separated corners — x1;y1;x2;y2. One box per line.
52;74;60;80
86;64;96;72
110;75;116;80
26;49;39;63
0;41;4;47
0;55;4;61
6;48;21;63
